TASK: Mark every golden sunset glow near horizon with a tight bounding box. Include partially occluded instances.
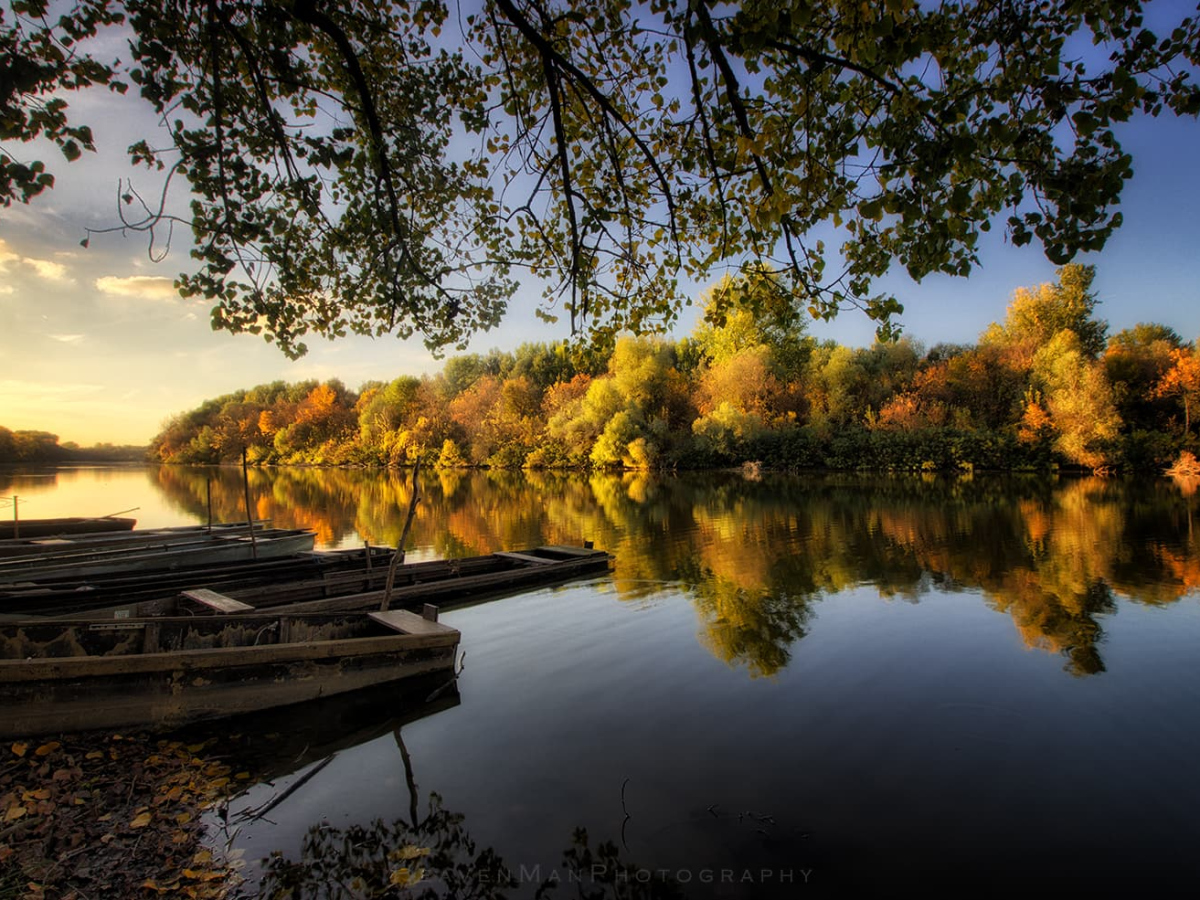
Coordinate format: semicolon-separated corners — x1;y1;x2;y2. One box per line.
2;84;1199;446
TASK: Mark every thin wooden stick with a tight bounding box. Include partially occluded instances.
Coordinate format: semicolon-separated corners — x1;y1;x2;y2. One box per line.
242;448;258;560
380;460;421;611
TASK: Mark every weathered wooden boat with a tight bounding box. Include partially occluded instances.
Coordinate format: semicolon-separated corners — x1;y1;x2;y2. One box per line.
0;528;317;583
0;521;267;558
70;545;613;620
0;544;394;617
0;608;460;739
0;516;137;540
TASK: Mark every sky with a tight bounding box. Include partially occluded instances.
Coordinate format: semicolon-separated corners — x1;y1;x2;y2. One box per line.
2;23;1199;446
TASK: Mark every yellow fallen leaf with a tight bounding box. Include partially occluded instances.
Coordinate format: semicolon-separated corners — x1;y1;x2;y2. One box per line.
389;866;424;887
175;812;193;825
130;811;152;828
23;789;51;801
392;844;430;861
183;869;226;882
4;805;27;822
34;742;60;757
11;743;27;757
86;751;103;760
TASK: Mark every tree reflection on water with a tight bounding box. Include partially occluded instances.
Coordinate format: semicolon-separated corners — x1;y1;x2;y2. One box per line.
150;467;1200;678
232;696;682;900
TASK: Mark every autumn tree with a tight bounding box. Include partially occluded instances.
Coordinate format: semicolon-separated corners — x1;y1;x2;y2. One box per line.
5;1;1199;354
982;264;1109;366
1032;332;1122;469
1154;346;1200;435
1104;324;1184;432
355;376;423;453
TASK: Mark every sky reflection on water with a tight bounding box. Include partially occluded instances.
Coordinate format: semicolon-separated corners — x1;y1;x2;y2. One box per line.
11;466;1200;892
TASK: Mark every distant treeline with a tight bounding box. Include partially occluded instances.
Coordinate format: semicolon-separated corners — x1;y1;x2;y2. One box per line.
0;428;148;464
149;264;1199;473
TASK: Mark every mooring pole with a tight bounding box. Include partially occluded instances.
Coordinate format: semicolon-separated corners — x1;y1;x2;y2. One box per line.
241;449;258;560
380;460;421;612
11;495;18;540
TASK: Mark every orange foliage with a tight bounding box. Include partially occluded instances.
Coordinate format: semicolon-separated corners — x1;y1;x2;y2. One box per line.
541;374;592;417
1154;348;1200;432
1018;399;1054;444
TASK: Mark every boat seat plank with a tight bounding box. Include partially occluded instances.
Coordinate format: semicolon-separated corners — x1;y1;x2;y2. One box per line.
492;551;554;565
180;589;255;613
369;609;458;636
538;545;602;557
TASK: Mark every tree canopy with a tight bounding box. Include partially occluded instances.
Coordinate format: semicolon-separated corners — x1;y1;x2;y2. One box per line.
3;0;1198;355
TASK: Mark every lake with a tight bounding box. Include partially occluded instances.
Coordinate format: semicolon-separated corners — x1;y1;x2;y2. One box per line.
4;464;1199;894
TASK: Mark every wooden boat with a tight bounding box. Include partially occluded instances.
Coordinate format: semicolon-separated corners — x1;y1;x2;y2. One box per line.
0;528;317;583
0;516;136;540
0;521;266;558
0;544;394;617
68;545;613;620
0;608;460;739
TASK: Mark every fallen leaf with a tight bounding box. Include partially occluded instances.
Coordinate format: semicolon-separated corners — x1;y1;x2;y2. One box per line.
182;868;226;882
393;844;431;861
4;805;27;822
389;866;424;887
11;743;27;757
34;742;60;757
130;811;152;828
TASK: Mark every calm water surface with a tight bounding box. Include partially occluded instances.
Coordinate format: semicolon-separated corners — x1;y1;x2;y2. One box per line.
4;465;1200;894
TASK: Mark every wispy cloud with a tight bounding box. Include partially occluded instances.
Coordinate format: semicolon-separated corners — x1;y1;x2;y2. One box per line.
48;333;85;344
0;239;17;270
0;238;75;283
23;257;72;282
95;274;180;301
0;285;13;295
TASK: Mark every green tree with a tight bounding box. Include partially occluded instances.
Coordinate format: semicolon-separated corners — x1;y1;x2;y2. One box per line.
5;1;1198;353
356;376;423;450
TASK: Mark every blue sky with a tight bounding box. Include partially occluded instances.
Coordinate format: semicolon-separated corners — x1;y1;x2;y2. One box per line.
1;29;1198;445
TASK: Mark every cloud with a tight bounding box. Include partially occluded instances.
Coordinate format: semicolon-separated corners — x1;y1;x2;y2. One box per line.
0;285;13;295
95;274;180;301
0;238;75;283
0;240;17;270
48;333;85;343
23;257;72;282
